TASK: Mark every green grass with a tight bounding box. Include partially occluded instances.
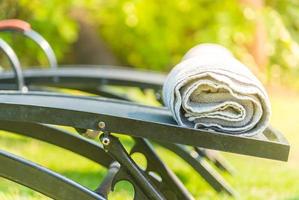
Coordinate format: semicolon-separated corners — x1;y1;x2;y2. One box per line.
0;90;299;199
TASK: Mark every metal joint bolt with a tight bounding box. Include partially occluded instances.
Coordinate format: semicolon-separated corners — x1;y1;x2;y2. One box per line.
98;121;106;129
101;136;110;146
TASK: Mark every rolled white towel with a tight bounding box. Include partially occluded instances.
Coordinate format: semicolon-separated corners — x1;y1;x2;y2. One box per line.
163;43;271;136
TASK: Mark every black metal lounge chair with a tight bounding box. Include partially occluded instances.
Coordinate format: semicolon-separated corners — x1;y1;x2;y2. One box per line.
0;20;290;200
0;90;289;200
0;91;289;161
0;45;290;198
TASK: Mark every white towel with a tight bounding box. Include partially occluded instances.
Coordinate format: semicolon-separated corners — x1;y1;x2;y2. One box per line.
163;44;271;136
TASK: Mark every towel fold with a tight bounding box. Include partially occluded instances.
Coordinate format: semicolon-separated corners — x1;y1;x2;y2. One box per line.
163;44;271;136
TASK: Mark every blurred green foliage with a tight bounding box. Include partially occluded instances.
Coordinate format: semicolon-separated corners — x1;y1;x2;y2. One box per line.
95;0;253;71
0;0;299;75
0;0;78;67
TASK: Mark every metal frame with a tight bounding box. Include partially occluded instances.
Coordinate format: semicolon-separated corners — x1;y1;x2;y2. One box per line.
0;39;25;91
0;20;289;199
0;66;164;92
0;120;194;199
0;65;290;199
0;91;289;161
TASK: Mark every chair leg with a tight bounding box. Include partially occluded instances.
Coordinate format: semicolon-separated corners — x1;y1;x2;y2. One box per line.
100;133;166;200
130;137;194;200
195;147;235;175
158;142;236;196
95;162;120;198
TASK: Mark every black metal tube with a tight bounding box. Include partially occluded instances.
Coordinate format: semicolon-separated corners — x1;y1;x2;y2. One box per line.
100;134;166;200
0;149;104;200
95;162;120;198
0;39;25;91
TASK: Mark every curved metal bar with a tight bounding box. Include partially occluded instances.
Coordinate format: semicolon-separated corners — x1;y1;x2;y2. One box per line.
0;39;25;91
23;30;57;69
0;120;113;167
0;149;104;200
0;19;57;69
0;67;165;90
0;91;289;161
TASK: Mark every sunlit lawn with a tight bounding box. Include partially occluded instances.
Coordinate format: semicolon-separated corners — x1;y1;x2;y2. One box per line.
0;89;299;200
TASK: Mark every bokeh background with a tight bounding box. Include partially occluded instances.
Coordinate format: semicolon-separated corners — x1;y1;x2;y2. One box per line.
0;0;299;199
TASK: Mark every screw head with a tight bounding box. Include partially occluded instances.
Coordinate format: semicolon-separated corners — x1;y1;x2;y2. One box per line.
102;137;110;146
98;121;106;129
